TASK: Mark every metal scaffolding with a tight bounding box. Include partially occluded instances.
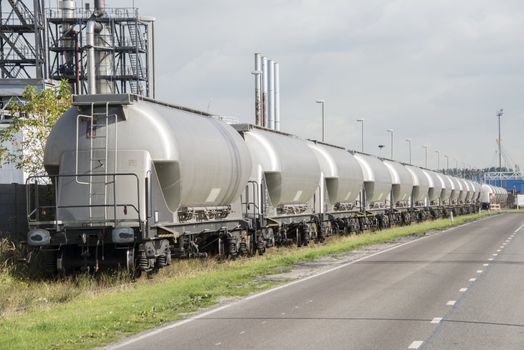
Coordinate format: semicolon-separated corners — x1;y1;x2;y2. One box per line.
45;6;154;96
0;0;45;79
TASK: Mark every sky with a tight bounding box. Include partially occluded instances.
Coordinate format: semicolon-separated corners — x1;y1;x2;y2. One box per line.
110;0;524;170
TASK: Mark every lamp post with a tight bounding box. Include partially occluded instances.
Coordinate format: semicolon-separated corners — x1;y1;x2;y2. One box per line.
497;108;503;171
444;155;449;174
316;100;325;142
386;129;394;159
356;119;364;152
434;150;440;171
405;139;412;165
378;144;385;157
422;145;429;168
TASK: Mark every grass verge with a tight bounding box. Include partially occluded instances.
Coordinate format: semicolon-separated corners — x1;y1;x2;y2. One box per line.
0;211;497;349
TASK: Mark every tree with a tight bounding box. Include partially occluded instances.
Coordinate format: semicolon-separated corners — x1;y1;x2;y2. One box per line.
0;80;72;178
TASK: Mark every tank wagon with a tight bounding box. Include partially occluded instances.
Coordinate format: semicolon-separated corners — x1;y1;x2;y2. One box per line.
25;94;507;274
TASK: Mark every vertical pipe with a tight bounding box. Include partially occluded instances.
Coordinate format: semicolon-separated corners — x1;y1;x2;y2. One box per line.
274;62;280;131
267;60;274;129
254;53;262;126
152;21;156;98
262;57;268;128
86;20;96;94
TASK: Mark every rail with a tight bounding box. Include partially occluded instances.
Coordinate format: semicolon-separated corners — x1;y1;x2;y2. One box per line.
26;173;142;231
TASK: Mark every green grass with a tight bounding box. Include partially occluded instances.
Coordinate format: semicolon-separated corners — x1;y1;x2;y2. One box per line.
0;211;497;349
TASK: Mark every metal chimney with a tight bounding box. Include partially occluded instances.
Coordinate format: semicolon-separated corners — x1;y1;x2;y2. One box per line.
262;56;268;128
267;59;275;129
254;53;262;126
274;62;280;131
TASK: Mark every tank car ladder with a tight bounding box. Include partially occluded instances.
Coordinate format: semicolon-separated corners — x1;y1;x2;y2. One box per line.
75;102;118;224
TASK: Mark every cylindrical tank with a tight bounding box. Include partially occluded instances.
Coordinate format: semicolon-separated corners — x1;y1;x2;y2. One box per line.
45;96;252;213
354;154;392;205
436;173;451;202
308;142;363;204
383;160;413;205
423;170;443;204
481;184;494;204
457;178;468;203
406;165;429;205
241;127;320;206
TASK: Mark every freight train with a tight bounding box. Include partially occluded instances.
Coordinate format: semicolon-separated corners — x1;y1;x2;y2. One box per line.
25;94;508;274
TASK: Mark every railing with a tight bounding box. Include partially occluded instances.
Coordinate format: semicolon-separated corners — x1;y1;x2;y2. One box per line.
26;173;142;231
46;7;139;20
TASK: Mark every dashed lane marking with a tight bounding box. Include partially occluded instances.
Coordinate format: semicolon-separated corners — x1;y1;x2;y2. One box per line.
483;264;489;267
493;253;498;256
215;342;222;346
469;278;476;282
239;331;245;335
431;317;443;324
488;258;494;261
476;270;483;274
104;214;499;349
459;288;468;292
447;300;456;306
408;340;424;349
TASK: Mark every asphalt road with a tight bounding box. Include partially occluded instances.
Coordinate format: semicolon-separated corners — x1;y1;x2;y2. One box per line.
108;213;524;350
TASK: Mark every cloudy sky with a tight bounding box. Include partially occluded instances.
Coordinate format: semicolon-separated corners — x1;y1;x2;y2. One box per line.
112;0;523;170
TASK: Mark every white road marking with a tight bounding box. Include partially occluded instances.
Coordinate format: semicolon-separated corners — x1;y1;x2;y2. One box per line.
514;224;524;233
483;264;489;267
261;321;267;324
469;278;476;282
215;342;222;346
431;317;443;324
493;253;498;256
281;312;286;316
500;246;505;248
239;331;245;335
488;258;494;261
408;340;424;349
476;270;483;274
459;288;468;292
105;215;499;349
497;249;501;252
447;300;456;306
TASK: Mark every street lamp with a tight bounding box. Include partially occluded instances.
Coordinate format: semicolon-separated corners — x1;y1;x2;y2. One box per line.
422;145;429;168
356;119;364;152
444;155;449;174
378;144;385;157
316;100;325;142
497;108;504;171
405;139;412;165
386;129;394;160
434;150;440;170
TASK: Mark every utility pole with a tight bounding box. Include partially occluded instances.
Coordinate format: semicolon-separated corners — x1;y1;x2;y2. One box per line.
357;119;364;152
405;139;412;165
316;100;325;142
497;109;504;172
386;129;394;160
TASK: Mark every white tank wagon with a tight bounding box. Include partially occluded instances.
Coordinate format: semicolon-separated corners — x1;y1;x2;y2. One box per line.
480;184;508;209
406;166;429;206
235;125;321;245
308;141;364;234
308;141;363;210
353;154;392;208
423;170;443;205
383;160;414;225
28;94;255;273
441;174;455;205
